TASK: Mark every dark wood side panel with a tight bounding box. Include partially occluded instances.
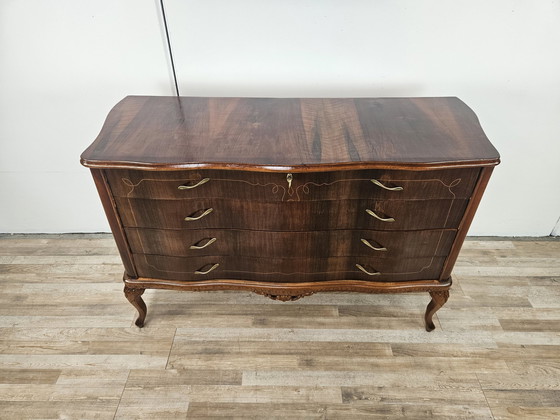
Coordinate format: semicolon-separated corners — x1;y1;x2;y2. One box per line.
126;228;456;260
440;167;494;280
134;254;447;283
115;198;468;231
105;168;479;201
90;169;137;277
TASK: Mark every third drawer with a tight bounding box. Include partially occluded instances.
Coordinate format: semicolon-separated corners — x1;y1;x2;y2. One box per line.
125;228;456;260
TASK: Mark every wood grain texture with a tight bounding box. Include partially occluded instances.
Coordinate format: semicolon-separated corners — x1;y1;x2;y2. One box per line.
132;254;447;282
91;169;137;278
80;96;499;330
441;166;495;280
125;228;456;259
115;196;468;231
105;167;480;200
0;235;559;418
81;96;500;171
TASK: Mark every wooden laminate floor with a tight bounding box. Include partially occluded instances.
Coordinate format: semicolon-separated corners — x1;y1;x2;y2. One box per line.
0;235;559;419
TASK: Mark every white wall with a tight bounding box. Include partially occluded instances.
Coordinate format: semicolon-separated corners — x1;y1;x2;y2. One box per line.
1;0;559;235
0;0;173;233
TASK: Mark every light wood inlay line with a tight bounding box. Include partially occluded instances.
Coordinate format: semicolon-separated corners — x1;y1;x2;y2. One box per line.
121;175;463;202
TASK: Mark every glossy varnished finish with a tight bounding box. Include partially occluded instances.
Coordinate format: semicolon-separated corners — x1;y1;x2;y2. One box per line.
90;169;136;278
81;96;500;171
105;167;480;201
114;197;468;231
133;254;447;283
125;228;457;259
441;167;495;280
81;96;499;330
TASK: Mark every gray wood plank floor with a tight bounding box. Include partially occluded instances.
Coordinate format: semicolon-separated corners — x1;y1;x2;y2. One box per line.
0;234;559;419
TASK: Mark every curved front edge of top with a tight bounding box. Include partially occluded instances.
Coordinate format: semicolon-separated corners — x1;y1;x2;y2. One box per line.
79;157;501;172
80;96;500;172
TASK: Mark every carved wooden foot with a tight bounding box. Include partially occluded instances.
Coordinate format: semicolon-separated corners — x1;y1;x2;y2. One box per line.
424;290;450;332
124;286;147;328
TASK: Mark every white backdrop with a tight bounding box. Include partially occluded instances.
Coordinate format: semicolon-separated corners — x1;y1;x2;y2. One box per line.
1;0;559;235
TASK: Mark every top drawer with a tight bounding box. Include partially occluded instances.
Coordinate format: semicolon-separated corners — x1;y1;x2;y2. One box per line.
106;168;479;202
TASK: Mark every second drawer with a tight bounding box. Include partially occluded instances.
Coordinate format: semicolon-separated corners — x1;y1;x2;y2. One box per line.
115;198;468;231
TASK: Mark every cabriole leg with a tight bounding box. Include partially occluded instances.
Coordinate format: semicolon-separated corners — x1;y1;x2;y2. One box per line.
424;290;450;332
124;286;147;328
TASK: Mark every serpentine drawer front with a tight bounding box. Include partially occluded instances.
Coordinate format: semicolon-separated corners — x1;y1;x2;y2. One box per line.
124;228;457;259
114;197;468;231
105;168;479;201
134;255;447;282
81;96;499;331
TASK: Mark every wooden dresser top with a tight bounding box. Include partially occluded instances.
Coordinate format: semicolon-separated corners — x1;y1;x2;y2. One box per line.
81;96;499;171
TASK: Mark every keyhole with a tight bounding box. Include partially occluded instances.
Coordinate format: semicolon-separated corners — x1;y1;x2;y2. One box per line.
287;173;293;189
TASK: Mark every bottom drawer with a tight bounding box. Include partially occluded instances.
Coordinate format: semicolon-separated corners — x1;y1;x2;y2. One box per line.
133;254;446;282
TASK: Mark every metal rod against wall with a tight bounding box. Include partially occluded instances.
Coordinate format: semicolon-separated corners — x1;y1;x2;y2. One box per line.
160;0;180;96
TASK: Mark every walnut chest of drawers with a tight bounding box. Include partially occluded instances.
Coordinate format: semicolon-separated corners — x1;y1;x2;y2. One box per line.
81;96;499;330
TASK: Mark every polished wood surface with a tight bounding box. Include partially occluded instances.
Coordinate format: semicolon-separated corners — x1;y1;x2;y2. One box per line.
81;96;499;330
81;96;500;171
133;254;447;282
115;197;468;231
441;167;494;280
91;169;137;278
1;235;558;419
125;228;456;259
106;167;480;200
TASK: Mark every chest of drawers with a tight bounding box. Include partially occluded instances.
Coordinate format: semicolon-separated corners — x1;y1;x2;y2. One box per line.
81;96;499;331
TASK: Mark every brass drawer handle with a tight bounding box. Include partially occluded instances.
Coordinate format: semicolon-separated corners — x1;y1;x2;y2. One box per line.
360;238;387;251
356;264;381;276
366;209;395;223
370;179;403;191
190;237;217;250
195;263;219;275
178;178;210;190
184;208;213;221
